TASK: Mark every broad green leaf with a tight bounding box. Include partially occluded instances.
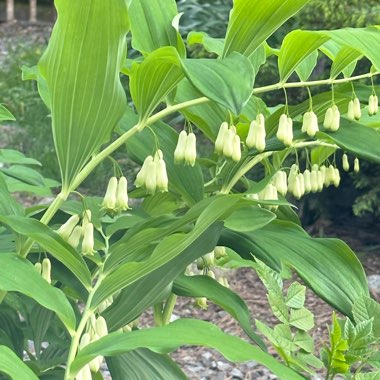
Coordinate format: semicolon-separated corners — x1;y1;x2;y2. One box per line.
21;65;51;109
330;46;362;79
0;215;91;289
182;53;254;115
255;320;296;352
0;253;76;335
278;30;328;82
294;331;314;353
249;44;267;74
128;0;178;53
173;274;266;349
93;196;240;306
325;27;380;71
0;105;15;122
223;0;311;58
286;282;306;309
1;165;57;188
224;204;276;232
352;297;380;337
38;0;129;186
71;319;304;380
187;31;224;56
129;47;184;122
355;372;380;380
295;50;318;82
289;308;314;331
318;119;380;164
175;79;227;140
267;293;289;324
0;345;39;380
30;305;54;358
107;349;187;380
118;108;204;205
0;149;41;166
0;306;24;357
220;221;369;318
0;174;24;217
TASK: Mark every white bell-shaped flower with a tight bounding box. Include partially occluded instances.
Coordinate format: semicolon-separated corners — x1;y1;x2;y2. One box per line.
184;132;197;166
82;223;94;256
102;177;118;211
135;155;154;188
215;122;229;154
116;176;129;211
174;130;187;163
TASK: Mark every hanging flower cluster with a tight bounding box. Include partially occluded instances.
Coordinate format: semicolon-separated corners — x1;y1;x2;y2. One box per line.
323;105;340;131
347;97;362;121
35;258;52;284
276;114;293;146
368;94;379;116
301;111;319;137
174;130;197;166
246;113;266;152
57;211;95;256
214;122;241;161
76;316;108;378
102;176;130;212
135;150;168;194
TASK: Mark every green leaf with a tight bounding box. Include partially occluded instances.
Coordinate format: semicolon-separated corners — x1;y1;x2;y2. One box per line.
173;274;265;349
0;174;24;217
352;297;380;337
0;345;39;380
224;204;276;232
294;331;314;353
0;253;76;335
0;215;91;290
182;53;254;115
267;293;289;324
0;105;15;122
256;320;296;352
220;221;369;318
93;196;240;307
289;308;314;331
355;372;380;380
330;46;362;79
295;50;318;82
30;305;54;358
223;0;311;58
71;319;304;380
128;0;178;53
38;0;129;186
318;120;380;164
107;348;187;380
0;149;41;166
1;165;57;188
286;282;306;309
187;31;224;56
129;47;184;122
278;30;328;82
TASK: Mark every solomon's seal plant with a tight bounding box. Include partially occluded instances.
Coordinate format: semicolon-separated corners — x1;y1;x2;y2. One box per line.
0;0;380;379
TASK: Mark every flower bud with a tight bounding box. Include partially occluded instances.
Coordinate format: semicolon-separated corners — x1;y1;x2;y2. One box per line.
303;170;312;194
145;160;157;194
323;107;333;130
42;258;51;284
374;95;379;114
284;117;294;146
95;316;108;338
293;176;303;200
317;170;324;191
310;170;319;193
354;157;360;173
347;100;355;121
174;130;187;163
274;171;288;196
75;364;92;380
223;129;235;158
115;176;129;211
156;157;169;192
287;164;299;193
331;105;341;131
57;214;80;240
135;155;153;188
232;134;242;162
184;132;197;166
215;122;228;154
34;262;42;274
218;276;230;288
342;154;350;172
353;97;361;120
302;112;310;133
102;177;118;211
214;246;227;259
276;114;288;143
326;165;336;186
368;95;376;116
82;223;94;256
195;297;208;310
333;168;341;187
207;270;216;280
246;120;257;149
68;226;83;249
79;333;91;349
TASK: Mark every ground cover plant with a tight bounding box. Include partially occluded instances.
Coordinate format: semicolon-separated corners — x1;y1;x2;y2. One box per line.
0;0;380;379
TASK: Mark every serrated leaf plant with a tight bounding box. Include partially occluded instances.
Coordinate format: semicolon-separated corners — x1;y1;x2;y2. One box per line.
0;0;380;379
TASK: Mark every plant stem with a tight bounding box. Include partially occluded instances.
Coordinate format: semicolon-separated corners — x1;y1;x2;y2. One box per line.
153;303;164;327
19;191;69;258
162;293;178;325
